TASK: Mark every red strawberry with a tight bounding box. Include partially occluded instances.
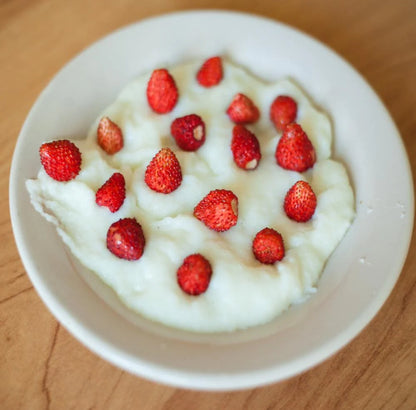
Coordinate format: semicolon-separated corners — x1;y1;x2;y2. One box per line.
144;148;182;193
171;114;206;151
95;172;126;213
97;117;123;155
106;218;145;260
231;125;261;170
39;139;81;181
284;180;317;222
270;95;297;131
196;56;223;87
177;253;213;296
146;68;178;114
252;228;285;264
194;189;238;232
226;93;260;124
275;123;316;172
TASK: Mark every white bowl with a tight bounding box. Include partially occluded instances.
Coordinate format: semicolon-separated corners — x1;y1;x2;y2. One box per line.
9;11;414;390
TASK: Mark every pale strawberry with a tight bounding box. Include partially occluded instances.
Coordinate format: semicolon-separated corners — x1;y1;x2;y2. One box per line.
226;93;260;124
284;180;317;222
231;125;261;170
171;114;206;151
144;148;182;193
39;139;81;182
97;117;123;154
194;189;238;232
146;68;178;114
270;95;297;131
95;172;126;213
196;56;223;87
177;253;213;296
275;123;316;172
252;228;285;264
106;218;145;260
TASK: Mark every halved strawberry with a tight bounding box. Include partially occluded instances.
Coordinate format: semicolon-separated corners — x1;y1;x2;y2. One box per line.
194;189;238;232
146;68;178;114
252;228;285;264
95;172;126;213
231;125;261;170
196;56;223;87
177;253;212;296
39;139;81;182
226;93;260;124
284;180;317;222
171;114;206;151
106;217;145;260
270;95;297;131
144;148;182;193
275;123;316;172
97;117;123;155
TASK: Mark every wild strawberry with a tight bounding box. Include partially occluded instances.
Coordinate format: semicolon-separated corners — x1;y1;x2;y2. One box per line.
97;117;123;155
194;189;238;232
177;253;213;296
171;114;206;151
196;56;223;87
231;125;261;170
284;180;317;222
252;228;285;264
144;148;182;193
275;123;316;172
39;139;81;182
226;93;260;124
95;172;126;213
146;68;178;114
270;95;297;131
106;217;145;260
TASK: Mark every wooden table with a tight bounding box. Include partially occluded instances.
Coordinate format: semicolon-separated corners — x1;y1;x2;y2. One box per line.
2;1;415;408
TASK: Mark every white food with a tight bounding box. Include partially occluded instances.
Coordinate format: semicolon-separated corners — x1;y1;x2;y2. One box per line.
26;60;355;332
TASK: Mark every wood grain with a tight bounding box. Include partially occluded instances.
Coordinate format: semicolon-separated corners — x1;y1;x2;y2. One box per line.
1;0;415;408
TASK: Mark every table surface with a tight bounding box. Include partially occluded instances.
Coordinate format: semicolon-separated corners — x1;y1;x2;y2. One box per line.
2;1;416;408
